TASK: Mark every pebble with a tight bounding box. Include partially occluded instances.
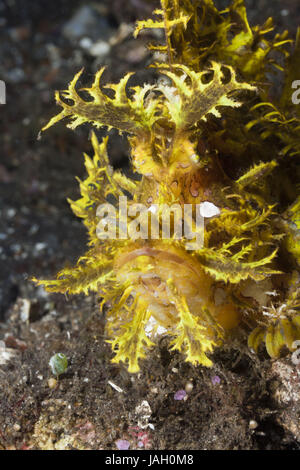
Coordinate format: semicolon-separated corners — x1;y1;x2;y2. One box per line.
185;381;194;393
7;208;16;218
63;5;113;42
280;9;289;17
6;68;25;84
35;242;47;252
79;37;93;50
249;420;258;430
89;40;111;58
19;298;31;322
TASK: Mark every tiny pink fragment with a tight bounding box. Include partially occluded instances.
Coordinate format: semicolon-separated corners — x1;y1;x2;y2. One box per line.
116;439;130;450
174;389;187;401
211;375;221;385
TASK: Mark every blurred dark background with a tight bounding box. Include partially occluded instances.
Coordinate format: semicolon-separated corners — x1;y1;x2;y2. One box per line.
0;0;299;319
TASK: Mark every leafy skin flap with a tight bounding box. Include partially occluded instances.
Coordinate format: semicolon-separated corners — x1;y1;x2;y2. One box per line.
236;161;278;189
42;68;159;135
158;63;256;130
134;6;191;39
68;132;137;224
32;257;114;296
108;298;154;373
42;62;255;141
167;280;217;367
197;247;280;283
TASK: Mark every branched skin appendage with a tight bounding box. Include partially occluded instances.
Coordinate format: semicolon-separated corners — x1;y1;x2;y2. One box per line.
34;0;300;372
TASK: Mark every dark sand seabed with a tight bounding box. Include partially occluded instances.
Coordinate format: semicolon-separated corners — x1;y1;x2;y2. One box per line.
0;0;300;450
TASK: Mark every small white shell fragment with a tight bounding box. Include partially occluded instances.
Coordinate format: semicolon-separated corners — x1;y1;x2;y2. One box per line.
89;40;111;58
199;201;220;218
249;420;258;430
108;380;124;393
19;298;31;322
135;400;152;429
157;325;168;335
145;315;167;337
185;381;194;393
0;346;17;365
144;316;156;336
79;37;93;49
35;242;47;252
